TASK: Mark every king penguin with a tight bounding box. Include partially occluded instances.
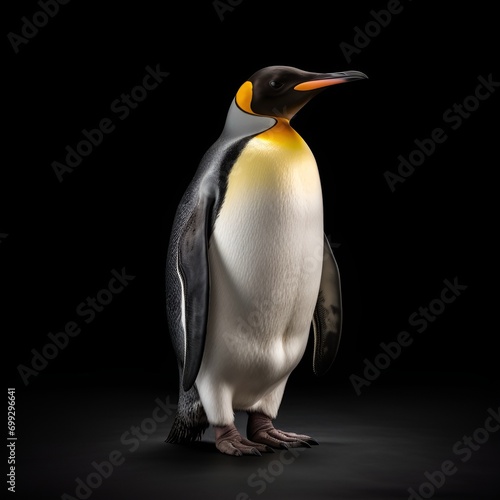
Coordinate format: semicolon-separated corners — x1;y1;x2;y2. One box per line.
166;65;367;456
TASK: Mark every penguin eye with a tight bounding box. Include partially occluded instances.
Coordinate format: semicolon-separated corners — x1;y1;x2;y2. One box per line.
269;80;284;89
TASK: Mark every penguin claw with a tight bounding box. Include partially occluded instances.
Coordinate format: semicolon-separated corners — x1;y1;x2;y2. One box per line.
275;438;310;448
272;430;318;448
249;429;317;449
247;412;319;449
297;440;312;448
218;441;268;456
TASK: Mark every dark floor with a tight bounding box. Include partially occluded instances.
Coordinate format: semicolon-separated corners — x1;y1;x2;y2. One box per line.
14;374;500;500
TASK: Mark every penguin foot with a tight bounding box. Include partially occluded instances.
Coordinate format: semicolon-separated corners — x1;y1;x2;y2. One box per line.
247;412;319;449
214;423;275;456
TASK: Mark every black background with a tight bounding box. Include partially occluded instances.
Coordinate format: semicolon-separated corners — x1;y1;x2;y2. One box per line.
4;0;498;388
3;1;499;498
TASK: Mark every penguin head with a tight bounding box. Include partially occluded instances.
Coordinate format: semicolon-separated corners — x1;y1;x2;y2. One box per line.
235;65;367;120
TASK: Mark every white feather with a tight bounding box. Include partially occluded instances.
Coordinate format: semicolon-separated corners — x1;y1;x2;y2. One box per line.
196;128;325;425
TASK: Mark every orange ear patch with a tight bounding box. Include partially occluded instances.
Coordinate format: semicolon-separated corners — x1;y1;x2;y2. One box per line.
235;81;254;114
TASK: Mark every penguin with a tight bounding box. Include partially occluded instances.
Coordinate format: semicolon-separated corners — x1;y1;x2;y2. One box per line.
165;65;367;456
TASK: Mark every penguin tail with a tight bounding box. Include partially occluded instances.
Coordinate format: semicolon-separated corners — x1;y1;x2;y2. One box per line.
165;386;209;444
166;413;209;444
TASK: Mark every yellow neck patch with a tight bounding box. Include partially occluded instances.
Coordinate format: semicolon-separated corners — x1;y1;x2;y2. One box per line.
258;118;305;151
223;120;319;201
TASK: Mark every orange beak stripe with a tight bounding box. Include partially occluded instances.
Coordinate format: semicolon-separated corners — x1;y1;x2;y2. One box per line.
294;78;347;91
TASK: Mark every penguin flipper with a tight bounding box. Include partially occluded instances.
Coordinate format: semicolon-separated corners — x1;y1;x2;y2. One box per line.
312;234;342;376
177;192;214;391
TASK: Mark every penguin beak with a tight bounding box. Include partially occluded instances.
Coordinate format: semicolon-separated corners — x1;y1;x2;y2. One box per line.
294;71;368;91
